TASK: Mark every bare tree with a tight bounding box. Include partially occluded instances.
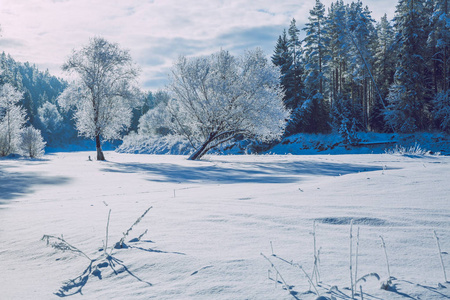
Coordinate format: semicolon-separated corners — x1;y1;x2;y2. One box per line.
58;37;140;160
167;49;289;160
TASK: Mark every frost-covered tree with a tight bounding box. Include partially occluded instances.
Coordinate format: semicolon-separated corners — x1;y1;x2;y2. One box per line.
38;101;63;135
20;126;46;158
168;49;289;160
136;90;172;137
37;101;64;146
0;83;26;156
58;37;140;160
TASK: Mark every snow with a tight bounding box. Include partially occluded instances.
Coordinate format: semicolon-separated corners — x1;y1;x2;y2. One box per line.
1;151;450;299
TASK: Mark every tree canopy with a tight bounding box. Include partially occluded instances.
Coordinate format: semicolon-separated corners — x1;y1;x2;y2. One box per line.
167;49;290;160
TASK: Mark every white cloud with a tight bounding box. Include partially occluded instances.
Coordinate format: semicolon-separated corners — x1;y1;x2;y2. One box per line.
0;0;396;90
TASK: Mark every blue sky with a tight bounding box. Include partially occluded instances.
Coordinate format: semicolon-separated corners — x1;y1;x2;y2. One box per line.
0;0;396;91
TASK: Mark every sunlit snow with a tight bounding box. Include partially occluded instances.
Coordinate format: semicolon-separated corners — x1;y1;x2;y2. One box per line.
1;151;449;299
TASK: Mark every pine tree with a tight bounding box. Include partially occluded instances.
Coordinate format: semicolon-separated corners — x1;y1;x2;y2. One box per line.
346;1;377;130
372;14;396;131
385;0;433;132
272;30;293;106
428;0;450;94
326;0;350;103
287;19;304;110
302;0;330;132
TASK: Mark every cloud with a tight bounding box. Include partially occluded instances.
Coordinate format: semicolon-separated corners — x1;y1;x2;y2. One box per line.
0;0;397;91
216;25;286;53
0;38;27;49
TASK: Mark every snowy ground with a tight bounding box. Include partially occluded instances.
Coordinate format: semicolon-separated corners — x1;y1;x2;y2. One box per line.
1;151;450;299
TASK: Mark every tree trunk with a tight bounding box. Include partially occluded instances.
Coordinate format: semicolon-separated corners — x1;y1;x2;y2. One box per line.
96;134;105;161
188;133;215;161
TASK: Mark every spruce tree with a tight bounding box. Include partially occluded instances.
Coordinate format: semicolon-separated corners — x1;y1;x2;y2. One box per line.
428;0;449;94
429;0;450;130
287;19;304;111
272;30;293;106
285;19;306;134
302;0;330;132
326;0;350;103
385;0;433;132
372;14;396;131
346;1;377;130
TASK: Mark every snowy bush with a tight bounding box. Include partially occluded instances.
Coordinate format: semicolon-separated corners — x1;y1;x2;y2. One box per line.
20;126;46;158
38;101;63;135
118;132;192;155
138;103;172;137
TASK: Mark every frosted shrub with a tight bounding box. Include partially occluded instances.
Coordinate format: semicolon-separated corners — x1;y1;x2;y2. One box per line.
138;103;172;137
118;132;192;155
385;142;430;156
38;101;63;134
20;126;46;158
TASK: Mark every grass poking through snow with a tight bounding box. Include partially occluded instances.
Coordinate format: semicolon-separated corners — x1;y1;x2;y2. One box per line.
42;206;154;296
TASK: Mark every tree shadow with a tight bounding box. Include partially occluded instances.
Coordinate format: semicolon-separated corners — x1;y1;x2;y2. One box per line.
101;159;385;184
0;164;71;203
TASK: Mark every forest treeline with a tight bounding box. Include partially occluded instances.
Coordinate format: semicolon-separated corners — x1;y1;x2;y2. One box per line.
0;0;449;157
273;0;449;140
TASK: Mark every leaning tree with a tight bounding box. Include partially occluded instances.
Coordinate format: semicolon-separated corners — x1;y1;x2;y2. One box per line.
167;49;290;160
58;37;140;160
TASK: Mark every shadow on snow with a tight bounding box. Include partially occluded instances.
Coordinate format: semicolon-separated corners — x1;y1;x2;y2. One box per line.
0;164;71;203
101;159;384;184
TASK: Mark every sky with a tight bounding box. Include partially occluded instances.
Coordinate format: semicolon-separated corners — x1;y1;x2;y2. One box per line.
0;0;396;91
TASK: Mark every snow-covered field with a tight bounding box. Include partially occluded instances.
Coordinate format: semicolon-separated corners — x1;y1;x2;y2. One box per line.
1;151;450;299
